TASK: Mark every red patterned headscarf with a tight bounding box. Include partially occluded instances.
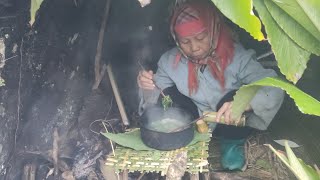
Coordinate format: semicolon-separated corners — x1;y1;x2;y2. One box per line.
170;0;235;95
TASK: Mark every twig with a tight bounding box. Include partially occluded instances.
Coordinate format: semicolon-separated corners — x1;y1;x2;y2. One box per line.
92;64;107;90
5;39;24;175
105;96;114;119
314;164;320;176
257;51;273;61
92;0;111;90
137;172;145;180
102;122;116;157
84;151;103;170
53;128;59;178
15;39;23;150
22;163;36;180
0;15;18;19
88;97;117;134
122;170;128;180
89;118;118;134
0;55;18;68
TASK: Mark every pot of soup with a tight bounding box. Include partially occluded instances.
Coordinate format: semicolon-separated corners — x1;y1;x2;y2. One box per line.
140;105;195;150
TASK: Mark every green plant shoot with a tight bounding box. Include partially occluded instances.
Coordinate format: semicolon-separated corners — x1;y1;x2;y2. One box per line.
0;77;5;87
162;95;173;111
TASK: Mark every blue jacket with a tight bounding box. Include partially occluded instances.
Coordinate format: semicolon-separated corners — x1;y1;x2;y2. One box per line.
140;43;284;130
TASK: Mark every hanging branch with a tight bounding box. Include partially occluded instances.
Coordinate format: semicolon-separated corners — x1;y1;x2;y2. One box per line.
92;0;111;90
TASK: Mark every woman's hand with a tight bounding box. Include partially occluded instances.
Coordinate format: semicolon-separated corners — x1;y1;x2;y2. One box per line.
137;70;155;90
216;101;252;125
216;101;233;125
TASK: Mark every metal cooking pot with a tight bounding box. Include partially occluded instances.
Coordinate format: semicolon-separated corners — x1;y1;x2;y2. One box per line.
140;105;195;150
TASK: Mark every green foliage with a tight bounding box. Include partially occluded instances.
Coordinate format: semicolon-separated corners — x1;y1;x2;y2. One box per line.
232;77;320;120
265;0;320;56
0;77;4;87
295;0;320;34
266;141;320;180
211;0;264;41
162;95;173;111
211;0;320;84
272;0;320;41
209;2;320;177
253;0;311;83
30;0;44;26
101;128;210;151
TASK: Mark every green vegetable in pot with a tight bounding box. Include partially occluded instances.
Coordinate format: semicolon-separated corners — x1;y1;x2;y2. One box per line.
162;94;173;111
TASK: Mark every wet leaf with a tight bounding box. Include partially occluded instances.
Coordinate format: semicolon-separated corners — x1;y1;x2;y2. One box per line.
211;0;264;40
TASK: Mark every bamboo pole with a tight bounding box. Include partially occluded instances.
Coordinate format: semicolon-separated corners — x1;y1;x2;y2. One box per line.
106;64;130;126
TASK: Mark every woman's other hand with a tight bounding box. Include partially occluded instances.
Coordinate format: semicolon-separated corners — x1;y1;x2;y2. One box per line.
137;70;155;90
216;101;233;125
216;101;252;125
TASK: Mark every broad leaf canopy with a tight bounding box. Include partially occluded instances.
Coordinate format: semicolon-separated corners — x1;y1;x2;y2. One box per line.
211;0;264;41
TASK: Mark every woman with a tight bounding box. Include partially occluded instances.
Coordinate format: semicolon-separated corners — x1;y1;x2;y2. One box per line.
137;0;284;171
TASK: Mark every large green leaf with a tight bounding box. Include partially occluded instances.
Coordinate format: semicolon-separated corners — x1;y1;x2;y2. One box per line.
30;0;44;26
211;0;264;41
253;0;310;83
232;77;320;120
296;0;320;35
267;141;320;180
285;141;311;179
298;159;320;179
266;144;293;171
265;0;320;56
231;86;261;121
272;0;320;41
101;128;210;151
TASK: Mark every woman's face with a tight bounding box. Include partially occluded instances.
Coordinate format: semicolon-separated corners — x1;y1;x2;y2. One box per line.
178;31;211;59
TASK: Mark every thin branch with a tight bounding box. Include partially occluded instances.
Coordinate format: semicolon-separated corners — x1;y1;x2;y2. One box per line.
257;51;273;61
137;172;145;180
4;39;24;180
15;38;23;150
53;128;59;178
102;122;116;157
92;0;111;90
